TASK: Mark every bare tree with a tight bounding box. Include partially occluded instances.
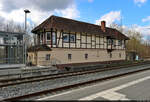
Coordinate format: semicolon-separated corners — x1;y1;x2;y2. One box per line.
110;23;150;58
109;23;123;33
0;20;34;48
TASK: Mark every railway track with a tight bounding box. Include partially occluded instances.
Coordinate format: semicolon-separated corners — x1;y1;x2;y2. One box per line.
0;61;149;88
0;61;150;87
2;62;150;101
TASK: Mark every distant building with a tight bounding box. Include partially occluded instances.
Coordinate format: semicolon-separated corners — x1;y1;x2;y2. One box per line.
28;15;129;67
0;31;25;68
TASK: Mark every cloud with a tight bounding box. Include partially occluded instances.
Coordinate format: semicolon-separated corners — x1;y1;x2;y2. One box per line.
0;0;74;12
131;24;150;36
95;11;121;26
134;0;147;6
121;24;150;41
142;16;150;22
0;0;80;25
55;4;80;19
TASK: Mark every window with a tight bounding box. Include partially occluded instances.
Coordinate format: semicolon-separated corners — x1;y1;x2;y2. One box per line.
68;54;72;60
122;40;125;48
118;40;122;46
52;32;56;45
108;39;112;45
40;34;43;44
85;54;88;59
46;32;51;41
0;37;4;44
70;34;76;43
63;34;69;42
63;33;76;43
119;53;121;58
46;54;51;60
112;39;116;46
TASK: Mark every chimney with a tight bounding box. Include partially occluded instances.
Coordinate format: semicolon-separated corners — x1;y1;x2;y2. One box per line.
101;21;106;32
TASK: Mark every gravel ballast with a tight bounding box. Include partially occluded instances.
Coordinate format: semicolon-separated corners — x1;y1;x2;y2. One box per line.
0;64;150;100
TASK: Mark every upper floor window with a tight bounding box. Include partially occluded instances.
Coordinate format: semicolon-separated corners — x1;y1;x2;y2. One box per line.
40;34;43;44
108;39;112;45
112;39;116;46
123;40;126;48
46;32;56;45
118;40;122;46
0;37;4;44
63;33;76;43
46;32;51;41
63;34;69;43
52;32;56;45
108;39;116;45
70;34;76;43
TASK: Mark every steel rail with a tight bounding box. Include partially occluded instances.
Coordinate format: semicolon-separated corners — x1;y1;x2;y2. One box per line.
3;65;150;101
0;61;150;88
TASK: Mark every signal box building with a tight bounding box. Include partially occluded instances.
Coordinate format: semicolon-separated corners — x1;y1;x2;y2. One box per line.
28;15;129;67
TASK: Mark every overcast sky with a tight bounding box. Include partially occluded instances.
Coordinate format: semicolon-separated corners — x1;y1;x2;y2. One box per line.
0;0;150;39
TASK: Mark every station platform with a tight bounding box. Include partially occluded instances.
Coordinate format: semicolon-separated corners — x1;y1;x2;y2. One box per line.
0;64;25;70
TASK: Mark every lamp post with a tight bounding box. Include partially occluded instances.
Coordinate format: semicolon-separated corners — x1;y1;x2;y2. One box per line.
24;9;30;33
24;9;30;65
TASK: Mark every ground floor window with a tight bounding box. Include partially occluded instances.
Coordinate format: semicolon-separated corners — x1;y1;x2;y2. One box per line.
68;54;72;60
46;54;51;60
85;53;88;59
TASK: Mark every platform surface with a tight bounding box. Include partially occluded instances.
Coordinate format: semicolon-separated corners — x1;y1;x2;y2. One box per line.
38;68;150;100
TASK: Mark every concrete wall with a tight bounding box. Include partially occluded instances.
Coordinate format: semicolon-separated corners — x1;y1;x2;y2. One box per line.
29;48;126;66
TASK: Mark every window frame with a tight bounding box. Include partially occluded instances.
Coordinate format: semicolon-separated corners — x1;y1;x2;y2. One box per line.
112;39;116;46
70;34;76;43
68;54;72;60
46;32;51;41
52;32;56;45
85;53;88;59
118;40;122;46
0;37;4;44
40;34;43;44
45;54;51;61
62;33;76;43
108;39;112;45
63;33;69;43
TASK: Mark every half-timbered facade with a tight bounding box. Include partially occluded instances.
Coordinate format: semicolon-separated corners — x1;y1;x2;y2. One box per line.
28;15;129;66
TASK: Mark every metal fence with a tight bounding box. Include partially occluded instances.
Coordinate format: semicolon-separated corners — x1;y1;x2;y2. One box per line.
0;31;25;65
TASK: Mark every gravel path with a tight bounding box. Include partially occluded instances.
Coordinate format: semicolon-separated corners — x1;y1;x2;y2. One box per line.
0;64;150;100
